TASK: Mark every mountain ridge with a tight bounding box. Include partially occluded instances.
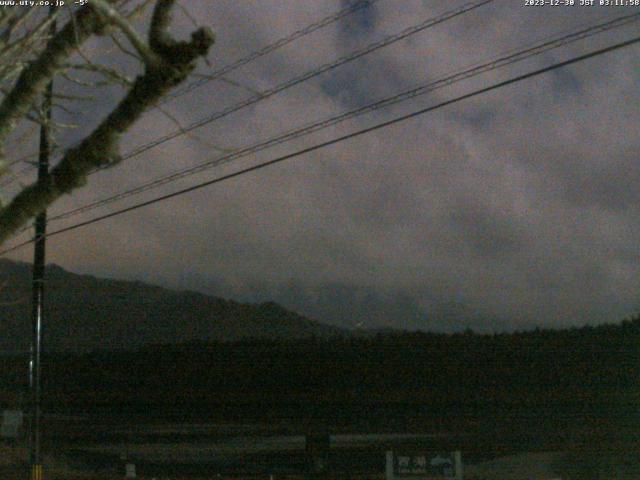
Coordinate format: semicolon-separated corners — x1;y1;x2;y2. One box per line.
0;259;344;352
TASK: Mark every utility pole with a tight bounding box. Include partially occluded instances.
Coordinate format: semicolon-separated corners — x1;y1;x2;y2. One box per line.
29;7;55;480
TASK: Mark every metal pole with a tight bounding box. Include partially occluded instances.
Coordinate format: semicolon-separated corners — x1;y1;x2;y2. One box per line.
454;450;463;480
29;8;55;480
385;450;394;480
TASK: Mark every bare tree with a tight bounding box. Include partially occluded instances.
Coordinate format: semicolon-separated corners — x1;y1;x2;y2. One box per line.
0;0;214;245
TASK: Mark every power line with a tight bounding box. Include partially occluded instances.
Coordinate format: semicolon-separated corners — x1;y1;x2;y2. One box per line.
1;0;382;173
5;0;492;182
1;34;638;257
105;0;494;166
39;12;640;226
164;0;382;102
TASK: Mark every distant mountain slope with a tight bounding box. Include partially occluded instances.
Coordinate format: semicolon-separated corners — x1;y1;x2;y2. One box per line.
0;260;344;352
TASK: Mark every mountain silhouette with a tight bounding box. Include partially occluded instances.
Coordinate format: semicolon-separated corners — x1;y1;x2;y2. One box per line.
0;259;343;352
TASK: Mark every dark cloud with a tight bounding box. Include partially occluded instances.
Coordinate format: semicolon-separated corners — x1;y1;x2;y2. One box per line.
447;200;526;258
4;0;640;332
339;0;379;40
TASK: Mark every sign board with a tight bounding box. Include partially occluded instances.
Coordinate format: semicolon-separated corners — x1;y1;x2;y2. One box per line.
125;463;136;478
386;450;463;480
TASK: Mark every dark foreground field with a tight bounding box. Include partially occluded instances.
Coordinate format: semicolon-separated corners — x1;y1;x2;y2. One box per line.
2;414;639;479
2;319;638;478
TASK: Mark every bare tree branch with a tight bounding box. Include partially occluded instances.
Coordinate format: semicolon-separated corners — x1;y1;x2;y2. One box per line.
0;0;214;243
0;5;107;156
90;0;159;65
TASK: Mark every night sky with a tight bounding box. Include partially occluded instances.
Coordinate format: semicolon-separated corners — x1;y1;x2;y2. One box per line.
3;0;640;332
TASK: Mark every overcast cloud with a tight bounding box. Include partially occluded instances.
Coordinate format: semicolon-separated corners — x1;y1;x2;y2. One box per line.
3;0;640;332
